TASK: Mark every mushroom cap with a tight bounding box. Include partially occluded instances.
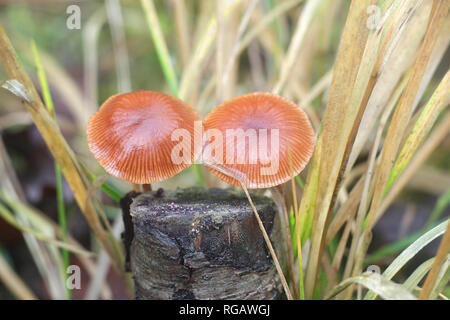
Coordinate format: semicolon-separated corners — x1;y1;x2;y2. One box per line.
87;90;200;184
202;92;315;188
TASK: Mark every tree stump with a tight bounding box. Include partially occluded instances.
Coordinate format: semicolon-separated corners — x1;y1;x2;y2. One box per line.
122;187;283;300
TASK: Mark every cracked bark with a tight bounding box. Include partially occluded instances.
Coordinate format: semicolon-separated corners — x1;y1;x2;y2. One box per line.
124;187;284;300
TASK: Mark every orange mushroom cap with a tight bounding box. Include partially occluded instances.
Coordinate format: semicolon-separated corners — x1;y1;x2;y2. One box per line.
202;92;315;188
87;90;200;184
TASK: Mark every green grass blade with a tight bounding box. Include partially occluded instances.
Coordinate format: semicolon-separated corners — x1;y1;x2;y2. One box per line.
326;272;416;300
367;191;450;264
403;257;435;292
85;170;123;203
0;24;126;283
386;70;450;193
365;228;429;264
192;164;206;187
31;39;70;299
31;40;55;115
425;189;450;230
140;0;206;187
365;219;449;299
295;175;305;190
100;182;123;203
55;163;68;262
140;0;179;96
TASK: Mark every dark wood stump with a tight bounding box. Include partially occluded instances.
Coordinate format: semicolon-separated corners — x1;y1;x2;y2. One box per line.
122;187;283;300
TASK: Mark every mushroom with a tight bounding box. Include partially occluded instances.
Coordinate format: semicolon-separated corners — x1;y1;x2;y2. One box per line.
202;92;315;189
87;90;200;187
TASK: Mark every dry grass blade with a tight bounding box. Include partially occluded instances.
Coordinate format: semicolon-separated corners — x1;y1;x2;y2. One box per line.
411;15;450;113
179;1;239;101
429;255;450;300
241;185;293;300
326;175;363;244
0;253;37;300
420;221;450;299
196;0;305;112
312;0;421;298
106;0;131;93
0;115;66;299
0;25;124;276
387;70;450;190
238;0;304;57
299;69;332;107
203;161;293;300
331;219;352;272
270;187;299;298
215;0;225;103
0;200;92;257
83;8;106;114
171;0;191;68
366;0;450;231
302;0;375;299
0;186;113;298
221;0;259;88
325;70;408;245
341;68;411;295
272;0;322;95
375;111;450;224
346;0;432;172
14;35;92;129
85;214;123;300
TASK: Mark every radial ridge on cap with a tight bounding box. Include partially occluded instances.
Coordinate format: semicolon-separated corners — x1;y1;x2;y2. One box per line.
202;92;315;189
87;90;200;184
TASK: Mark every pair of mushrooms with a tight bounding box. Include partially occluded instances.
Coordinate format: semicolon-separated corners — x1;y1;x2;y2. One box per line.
87;91;315;189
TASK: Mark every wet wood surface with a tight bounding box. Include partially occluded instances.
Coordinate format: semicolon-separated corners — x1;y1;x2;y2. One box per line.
123;187;283;300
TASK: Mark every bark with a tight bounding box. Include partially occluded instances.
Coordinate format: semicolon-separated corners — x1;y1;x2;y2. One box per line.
123;187;283;300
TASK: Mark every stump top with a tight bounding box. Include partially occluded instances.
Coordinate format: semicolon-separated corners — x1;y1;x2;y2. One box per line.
127;187;282;299
130;187;274;219
129;187;277;272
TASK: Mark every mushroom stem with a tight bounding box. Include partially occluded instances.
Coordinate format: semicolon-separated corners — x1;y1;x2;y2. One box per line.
132;184;152;193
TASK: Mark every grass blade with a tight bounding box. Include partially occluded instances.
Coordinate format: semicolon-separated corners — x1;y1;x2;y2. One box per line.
429;255;450;300
366;0;450;231
365;219;449;299
203;161;293;300
0;24;125;279
272;0;322;95
302;0;374;298
402;257;434;292
0;199;92;257
31;39;70;298
419;220;450;299
326;272;416;300
140;0;179;96
346;0;432;171
386;70;450;191
0;253;37;300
